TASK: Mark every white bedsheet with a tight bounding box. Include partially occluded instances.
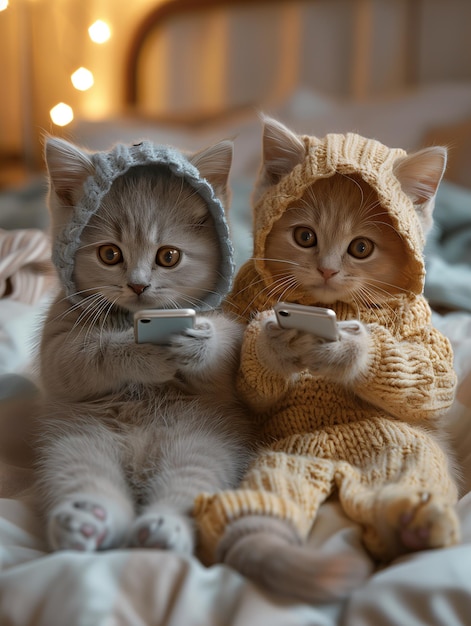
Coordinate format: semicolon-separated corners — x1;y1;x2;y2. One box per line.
0;488;470;625
0;476;350;626
0;306;470;625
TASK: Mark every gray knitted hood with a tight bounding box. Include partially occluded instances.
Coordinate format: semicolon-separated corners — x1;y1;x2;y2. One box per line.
52;140;234;311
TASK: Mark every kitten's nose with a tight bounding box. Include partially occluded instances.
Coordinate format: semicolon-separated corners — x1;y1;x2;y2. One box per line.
128;283;149;295
318;267;338;281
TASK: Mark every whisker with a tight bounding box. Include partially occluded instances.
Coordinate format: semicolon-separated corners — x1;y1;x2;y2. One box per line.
251;257;300;267
48;292;104;325
71;294;106;332
69;297;109;344
76;240;110;251
98;296;120;348
83;296;112;347
238;272;300;317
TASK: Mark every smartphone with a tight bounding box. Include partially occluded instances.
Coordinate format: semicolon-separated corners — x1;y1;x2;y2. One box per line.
134;308;196;344
274;302;339;341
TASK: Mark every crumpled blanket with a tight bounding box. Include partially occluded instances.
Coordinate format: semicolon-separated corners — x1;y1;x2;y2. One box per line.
0;228;54;305
424;181;471;312
0;229;55;375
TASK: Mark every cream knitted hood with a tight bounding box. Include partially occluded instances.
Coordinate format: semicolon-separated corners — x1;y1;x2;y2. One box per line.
249;132;426;298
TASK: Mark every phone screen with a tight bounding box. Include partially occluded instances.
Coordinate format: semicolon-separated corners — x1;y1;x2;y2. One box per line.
134;309;196;344
274;302;339;341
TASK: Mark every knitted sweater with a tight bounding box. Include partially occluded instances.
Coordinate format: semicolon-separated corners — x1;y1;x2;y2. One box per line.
196;132;458;561
235;295;455;438
225;133;456;426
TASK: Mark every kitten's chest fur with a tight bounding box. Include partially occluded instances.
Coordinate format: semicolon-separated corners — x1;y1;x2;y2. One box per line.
102;383;222;427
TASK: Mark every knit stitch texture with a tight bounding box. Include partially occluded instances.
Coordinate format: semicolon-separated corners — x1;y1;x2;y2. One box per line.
51;140;234;310
195;132;459;562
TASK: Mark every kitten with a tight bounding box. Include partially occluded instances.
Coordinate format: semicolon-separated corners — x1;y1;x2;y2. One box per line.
35;137;253;554
195;117;459;603
265;175;417;307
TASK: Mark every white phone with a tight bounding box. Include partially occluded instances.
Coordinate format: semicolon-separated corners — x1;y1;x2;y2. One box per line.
274;302;339;341
134;308;196;345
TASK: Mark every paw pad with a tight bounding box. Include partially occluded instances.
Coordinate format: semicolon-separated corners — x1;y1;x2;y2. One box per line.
49;499;110;552
73;501;107;520
130;512;193;553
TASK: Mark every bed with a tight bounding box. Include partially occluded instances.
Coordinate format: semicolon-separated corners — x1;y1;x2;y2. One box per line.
1;0;471;624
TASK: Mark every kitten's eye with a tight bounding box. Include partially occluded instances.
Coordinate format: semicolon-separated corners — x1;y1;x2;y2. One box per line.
293;227;317;248
156;247;181;267
98;244;123;265
348;238;374;259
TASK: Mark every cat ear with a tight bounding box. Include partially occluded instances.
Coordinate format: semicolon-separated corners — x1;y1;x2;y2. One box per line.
190;140;233;207
393;146;447;234
255;115;306;200
44;136;94;208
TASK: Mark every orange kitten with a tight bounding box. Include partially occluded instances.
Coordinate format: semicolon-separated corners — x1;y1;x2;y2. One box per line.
195;118;459;604
265;174;413;306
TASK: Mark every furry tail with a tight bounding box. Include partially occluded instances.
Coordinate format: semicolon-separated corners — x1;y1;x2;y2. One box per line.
219;521;374;603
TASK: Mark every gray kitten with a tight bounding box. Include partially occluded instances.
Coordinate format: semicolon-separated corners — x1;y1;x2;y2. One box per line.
36;137;253;554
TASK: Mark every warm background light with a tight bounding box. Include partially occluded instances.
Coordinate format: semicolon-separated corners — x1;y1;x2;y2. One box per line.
0;0;8;12
88;20;111;44
71;67;94;91
50;103;74;126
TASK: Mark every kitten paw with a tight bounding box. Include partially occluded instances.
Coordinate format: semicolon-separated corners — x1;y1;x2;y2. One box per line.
135;342;179;383
262;315;369;378
261;318;324;374
396;492;460;552
48;499;110;552
169;317;214;366
369;488;460;560
337;320;363;335
130;511;194;554
48;495;133;552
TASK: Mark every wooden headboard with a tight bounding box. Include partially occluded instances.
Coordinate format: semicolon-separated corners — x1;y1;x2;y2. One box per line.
125;0;310;125
124;0;422;126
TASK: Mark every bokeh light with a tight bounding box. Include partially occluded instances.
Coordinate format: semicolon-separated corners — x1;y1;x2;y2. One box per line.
88;20;111;44
71;67;94;91
50;103;74;126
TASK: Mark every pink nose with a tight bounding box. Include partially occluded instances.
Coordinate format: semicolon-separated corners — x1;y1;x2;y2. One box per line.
128;283;149;295
318;267;338;281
